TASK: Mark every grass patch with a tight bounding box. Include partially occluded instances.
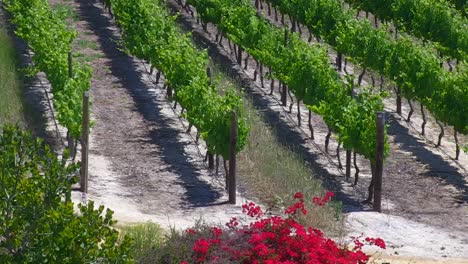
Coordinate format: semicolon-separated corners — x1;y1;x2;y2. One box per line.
52;3;79;22
0;23;26;127
209;63;344;236
75;39;99;50
119;222;165;261
238;102;343;234
73;51;105;63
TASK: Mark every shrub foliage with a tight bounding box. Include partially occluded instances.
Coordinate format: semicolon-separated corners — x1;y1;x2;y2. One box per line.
0;125;132;263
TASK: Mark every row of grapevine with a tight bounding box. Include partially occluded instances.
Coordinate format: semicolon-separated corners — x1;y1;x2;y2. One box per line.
186;0;388;163
3;0;91;139
448;0;467;17
258;0;468;139
107;0;248;159
344;0;468;60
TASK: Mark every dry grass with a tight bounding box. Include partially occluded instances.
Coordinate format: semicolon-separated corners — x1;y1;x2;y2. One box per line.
210;63;344;236
237;98;344;235
0;22;25;127
118;222;165;261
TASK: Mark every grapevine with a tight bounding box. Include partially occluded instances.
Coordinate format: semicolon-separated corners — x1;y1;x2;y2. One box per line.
109;0;249;159
345;0;468;60
187;0;389;163
3;0;92;139
258;0;468;150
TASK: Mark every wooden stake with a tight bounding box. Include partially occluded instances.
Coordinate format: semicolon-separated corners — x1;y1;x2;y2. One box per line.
156;71;161;84
455;130;460;160
254;60;258;81
345;150;351;181
308;109;314;140
80;92;90;193
281;83;287;106
336;52;342;71
229;111;238;204
208;153;214;170
373;112;385;212
270;79;275;95
260;64;264;88
237;45;242;65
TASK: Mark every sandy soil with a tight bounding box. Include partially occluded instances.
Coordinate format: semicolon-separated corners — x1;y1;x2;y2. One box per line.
14;0;468;262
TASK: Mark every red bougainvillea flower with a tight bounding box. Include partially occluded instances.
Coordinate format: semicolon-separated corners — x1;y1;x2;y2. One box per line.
285;192;307;215
294;192;304;199
193;238;211;262
185;228;197;235
226;217;239;229
182;191;384;263
242;201;264;218
212;227;222;237
365;237;387;249
312;191;335;207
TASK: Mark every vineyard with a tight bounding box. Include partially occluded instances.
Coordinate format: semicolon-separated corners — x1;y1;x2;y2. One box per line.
0;0;467;262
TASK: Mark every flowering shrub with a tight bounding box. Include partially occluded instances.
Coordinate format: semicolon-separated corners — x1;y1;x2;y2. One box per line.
176;192;385;264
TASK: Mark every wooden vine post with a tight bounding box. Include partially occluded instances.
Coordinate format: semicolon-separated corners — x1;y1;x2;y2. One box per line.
373;111;385;212
454;130;460;160
336;52;342;71
345;150;351;181
80;91;90;193
228;111;238;204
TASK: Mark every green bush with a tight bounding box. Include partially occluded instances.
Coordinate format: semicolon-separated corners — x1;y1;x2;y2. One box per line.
119;222;164;261
0;125;132;263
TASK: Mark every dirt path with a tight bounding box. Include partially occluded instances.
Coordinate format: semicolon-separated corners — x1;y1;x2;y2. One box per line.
32;0;253;229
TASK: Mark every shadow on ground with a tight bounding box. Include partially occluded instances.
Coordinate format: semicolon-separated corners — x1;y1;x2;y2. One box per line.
388;117;468;202
75;0;222;207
